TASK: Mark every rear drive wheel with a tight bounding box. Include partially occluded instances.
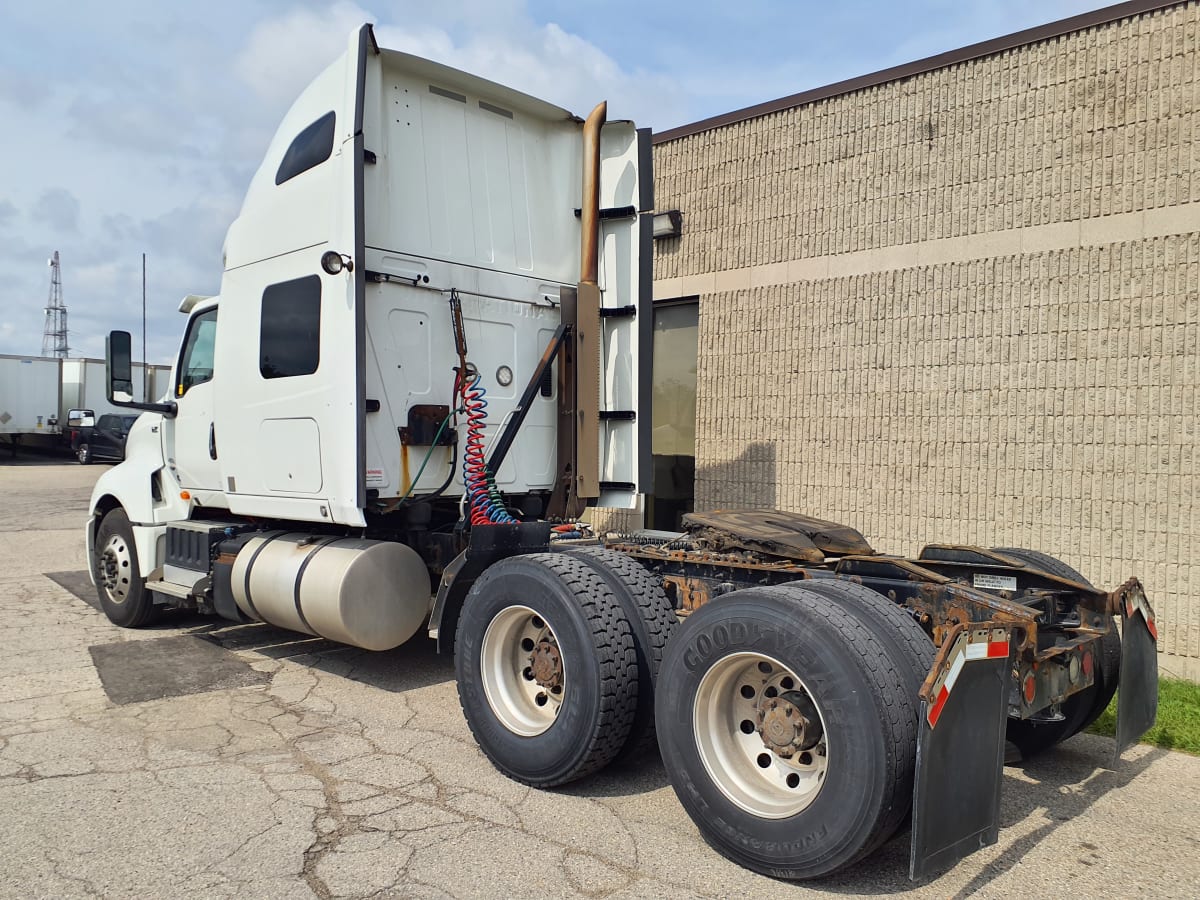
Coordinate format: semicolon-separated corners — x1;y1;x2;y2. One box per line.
77;443;91;465
564;547;677;759
656;585;919;879
455;553;638;787
93;509;158;627
991;547;1120;760
778;578;933;851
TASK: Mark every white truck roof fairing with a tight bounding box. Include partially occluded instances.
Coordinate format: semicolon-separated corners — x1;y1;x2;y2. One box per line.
204;25;646;526
179;294;214;314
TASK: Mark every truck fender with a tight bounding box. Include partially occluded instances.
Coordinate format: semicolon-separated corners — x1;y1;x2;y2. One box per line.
86;499;167;587
428;522;553;654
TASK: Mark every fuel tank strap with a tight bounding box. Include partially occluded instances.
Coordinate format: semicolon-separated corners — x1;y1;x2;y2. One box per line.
292;537;342;634
241;532;287;622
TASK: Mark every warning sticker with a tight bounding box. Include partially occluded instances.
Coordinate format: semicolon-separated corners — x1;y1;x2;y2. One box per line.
365;468;387;487
973;573;1017;592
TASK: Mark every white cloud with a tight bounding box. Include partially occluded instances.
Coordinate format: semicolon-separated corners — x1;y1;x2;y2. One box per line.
231;2;684;133
234;2;374;106
373;18;685;127
32;189;81;233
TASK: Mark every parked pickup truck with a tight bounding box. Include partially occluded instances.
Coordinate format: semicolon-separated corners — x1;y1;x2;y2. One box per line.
74;412;139;464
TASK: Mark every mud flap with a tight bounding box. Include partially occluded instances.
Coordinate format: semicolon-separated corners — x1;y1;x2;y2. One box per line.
1114;582;1159;764
910;626;1012;880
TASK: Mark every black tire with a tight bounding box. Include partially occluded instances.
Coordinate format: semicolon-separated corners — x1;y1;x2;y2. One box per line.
77;443;91;465
564;546;678;759
991;547;1120;760
455;553;638;787
992;546;1090;586
791;578;935;694
656;585;919;879
93;509;158;627
777;578;934;851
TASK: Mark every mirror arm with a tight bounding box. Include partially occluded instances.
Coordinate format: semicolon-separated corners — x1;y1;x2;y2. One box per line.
106;396;178;417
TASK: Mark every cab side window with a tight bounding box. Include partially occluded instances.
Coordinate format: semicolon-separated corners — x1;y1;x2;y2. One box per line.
177;309;218;397
260;275;321;379
275;111;336;185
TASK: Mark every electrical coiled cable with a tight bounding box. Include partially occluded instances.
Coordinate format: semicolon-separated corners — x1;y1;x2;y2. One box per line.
458;369;516;525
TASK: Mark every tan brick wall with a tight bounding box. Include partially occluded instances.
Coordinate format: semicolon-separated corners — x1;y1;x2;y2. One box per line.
651;3;1200;658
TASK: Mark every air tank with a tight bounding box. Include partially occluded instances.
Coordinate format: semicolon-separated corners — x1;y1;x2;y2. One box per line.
230;533;431;651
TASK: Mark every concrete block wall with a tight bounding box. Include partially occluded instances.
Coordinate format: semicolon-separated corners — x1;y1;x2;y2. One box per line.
650;2;1200;658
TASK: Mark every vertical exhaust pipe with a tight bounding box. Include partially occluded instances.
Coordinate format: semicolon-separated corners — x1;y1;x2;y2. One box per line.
580;101;607;285
574;101;606;502
549;101;607;519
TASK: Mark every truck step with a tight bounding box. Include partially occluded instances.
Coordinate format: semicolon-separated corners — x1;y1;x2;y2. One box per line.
144;578;194;600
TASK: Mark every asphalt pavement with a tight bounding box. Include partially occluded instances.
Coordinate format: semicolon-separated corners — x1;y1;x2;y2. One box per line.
1;457;1197;898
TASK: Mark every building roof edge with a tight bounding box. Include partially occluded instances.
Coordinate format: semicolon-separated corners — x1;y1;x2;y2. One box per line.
652;0;1184;145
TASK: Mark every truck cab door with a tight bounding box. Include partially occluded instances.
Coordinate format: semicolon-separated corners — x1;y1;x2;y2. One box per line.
164;307;223;500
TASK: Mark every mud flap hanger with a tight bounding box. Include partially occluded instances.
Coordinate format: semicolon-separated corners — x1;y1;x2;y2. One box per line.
910;623;1013;880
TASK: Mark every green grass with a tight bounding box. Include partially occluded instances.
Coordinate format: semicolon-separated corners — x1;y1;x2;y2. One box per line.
1088;677;1200;756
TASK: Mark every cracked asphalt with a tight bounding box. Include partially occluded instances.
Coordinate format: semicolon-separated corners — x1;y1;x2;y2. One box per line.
2;458;1198;899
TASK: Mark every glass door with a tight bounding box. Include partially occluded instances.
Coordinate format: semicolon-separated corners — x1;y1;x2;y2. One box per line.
647;299;698;531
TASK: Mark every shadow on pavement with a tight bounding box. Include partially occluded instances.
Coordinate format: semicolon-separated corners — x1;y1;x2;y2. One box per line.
48;568;456;694
566;751;673;798
813;739;1164;895
0;447;86;465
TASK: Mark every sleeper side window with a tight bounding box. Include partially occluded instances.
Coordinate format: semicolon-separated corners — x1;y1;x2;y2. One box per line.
275;111;336;185
176;308;218;397
260;275;321;379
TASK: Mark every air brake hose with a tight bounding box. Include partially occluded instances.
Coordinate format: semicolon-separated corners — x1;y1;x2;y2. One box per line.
458;369;516;525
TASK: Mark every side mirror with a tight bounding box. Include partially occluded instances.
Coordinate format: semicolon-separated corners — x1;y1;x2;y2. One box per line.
104;331;177;417
107;331;135;403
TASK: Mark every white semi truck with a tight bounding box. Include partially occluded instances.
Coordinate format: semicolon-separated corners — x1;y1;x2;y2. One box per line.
87;25;1159;880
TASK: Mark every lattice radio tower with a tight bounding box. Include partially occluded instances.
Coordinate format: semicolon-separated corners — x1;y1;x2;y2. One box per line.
41;250;69;358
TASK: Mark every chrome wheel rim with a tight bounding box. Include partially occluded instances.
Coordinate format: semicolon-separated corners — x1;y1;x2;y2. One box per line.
98;533;133;605
694;652;829;818
480;605;565;736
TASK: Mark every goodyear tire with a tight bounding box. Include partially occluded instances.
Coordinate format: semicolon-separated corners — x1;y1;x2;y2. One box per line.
776;578;933;852
992;547;1120;760
93;509;158;627
655;586;918;879
455;553;638;787
564;546;677;759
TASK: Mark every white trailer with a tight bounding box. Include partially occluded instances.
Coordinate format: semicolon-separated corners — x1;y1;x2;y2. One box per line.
0;355;62;448
61;358;170;421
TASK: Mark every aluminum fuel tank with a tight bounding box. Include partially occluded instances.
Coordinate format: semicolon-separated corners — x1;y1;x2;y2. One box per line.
231;533;431;651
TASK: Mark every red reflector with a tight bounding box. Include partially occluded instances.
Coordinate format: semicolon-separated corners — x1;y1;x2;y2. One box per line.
927;684;950;728
1147;618;1159;642
987;640;1009;658
1023;672;1037;704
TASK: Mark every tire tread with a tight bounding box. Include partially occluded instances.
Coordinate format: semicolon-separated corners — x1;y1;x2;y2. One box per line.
564;546;677;758
456;552;638;786
777;579;933;854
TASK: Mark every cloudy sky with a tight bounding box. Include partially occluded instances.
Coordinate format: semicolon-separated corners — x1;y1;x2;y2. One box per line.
0;0;1102;364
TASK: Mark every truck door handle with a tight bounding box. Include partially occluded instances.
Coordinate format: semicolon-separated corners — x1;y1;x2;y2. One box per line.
209;422;218;460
